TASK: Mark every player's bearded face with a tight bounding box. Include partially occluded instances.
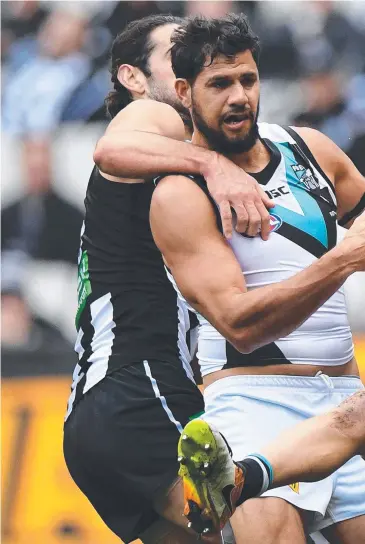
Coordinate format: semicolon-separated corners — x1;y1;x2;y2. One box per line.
190;51;260;154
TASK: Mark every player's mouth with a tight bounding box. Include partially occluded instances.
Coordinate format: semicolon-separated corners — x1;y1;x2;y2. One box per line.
222;112;251;130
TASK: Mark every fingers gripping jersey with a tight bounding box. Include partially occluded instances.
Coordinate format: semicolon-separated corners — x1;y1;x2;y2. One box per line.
164;124;354;377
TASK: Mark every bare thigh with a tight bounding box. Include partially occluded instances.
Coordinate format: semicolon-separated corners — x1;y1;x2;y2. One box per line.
230;497;307;544
322;515;365;544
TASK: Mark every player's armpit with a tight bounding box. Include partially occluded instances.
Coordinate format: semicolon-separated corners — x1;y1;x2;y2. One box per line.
294;127;365;227
150;175;251;352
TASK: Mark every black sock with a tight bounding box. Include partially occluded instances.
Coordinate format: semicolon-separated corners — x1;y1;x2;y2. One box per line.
235;454;274;506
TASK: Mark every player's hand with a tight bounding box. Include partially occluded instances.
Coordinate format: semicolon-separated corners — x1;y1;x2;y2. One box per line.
203;152;275;240
342;211;365;271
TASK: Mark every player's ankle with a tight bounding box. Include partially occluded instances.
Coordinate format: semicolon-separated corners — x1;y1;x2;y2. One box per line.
235;454;274;506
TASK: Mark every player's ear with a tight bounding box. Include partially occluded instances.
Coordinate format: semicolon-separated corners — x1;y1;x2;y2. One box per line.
117;64;147;98
175;79;191;109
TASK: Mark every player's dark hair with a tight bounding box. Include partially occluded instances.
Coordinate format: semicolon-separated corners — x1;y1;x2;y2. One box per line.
171;13;260;83
105;14;185;118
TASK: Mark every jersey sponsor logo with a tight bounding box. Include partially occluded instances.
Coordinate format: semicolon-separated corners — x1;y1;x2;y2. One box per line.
269;213;282;232
289;482;300;494
265;185;290;199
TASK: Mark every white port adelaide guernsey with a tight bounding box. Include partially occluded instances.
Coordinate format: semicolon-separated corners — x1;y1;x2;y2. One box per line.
159;124;354;377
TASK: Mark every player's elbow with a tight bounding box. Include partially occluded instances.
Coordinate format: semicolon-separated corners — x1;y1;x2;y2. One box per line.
93;136;127;174
227;328;258;354
93;138;112;171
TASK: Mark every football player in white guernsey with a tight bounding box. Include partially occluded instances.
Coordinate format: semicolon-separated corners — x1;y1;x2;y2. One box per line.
150;14;365;544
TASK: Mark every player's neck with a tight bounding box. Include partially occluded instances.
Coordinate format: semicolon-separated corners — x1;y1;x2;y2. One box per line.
228;140;271;173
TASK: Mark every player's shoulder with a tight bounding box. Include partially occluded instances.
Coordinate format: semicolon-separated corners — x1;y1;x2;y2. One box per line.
152;174;213;226
155;169;209;197
154;174;204;202
289;126;339;155
292;126;345;168
259;122;333;151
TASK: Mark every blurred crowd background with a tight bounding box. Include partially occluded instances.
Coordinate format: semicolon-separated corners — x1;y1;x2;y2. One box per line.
2;0;365;358
1;1;365;543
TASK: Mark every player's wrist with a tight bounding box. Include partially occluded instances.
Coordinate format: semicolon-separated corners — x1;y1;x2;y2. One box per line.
198;149;220;180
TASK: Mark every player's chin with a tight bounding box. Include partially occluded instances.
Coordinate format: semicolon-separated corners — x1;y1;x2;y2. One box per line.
223;133;248;148
222;126;250;142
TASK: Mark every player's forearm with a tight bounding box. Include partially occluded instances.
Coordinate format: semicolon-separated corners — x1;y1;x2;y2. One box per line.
226;244;358;353
94;131;215;179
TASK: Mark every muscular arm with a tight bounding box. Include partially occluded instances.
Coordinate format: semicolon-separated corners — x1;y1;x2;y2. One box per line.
150;176;360;354
94;100;211;180
93;100;274;240
294;127;365;227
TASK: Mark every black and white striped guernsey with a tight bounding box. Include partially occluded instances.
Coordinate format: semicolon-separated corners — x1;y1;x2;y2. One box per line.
65;167;196;420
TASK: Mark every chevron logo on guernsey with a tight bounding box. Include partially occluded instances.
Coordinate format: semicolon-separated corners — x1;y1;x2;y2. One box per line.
289;482;300;494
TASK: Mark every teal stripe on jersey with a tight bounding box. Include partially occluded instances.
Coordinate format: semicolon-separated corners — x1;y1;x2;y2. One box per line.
273;143;328;248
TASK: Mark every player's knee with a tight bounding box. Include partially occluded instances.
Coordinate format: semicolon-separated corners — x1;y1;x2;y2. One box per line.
234;497;305;543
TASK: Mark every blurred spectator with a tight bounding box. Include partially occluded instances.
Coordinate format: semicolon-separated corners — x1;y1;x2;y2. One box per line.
348;134;365;177
1;286;72;352
1;1;47;66
1;1;47;41
0;0;363;340
104;1;162;38
2;9;91;137
61;65;111;123
275;0;365;175
1;139;83;264
82;1;164;122
185;1;235;17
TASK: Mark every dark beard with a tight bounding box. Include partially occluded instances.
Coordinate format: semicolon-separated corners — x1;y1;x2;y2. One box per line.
192;97;260;155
